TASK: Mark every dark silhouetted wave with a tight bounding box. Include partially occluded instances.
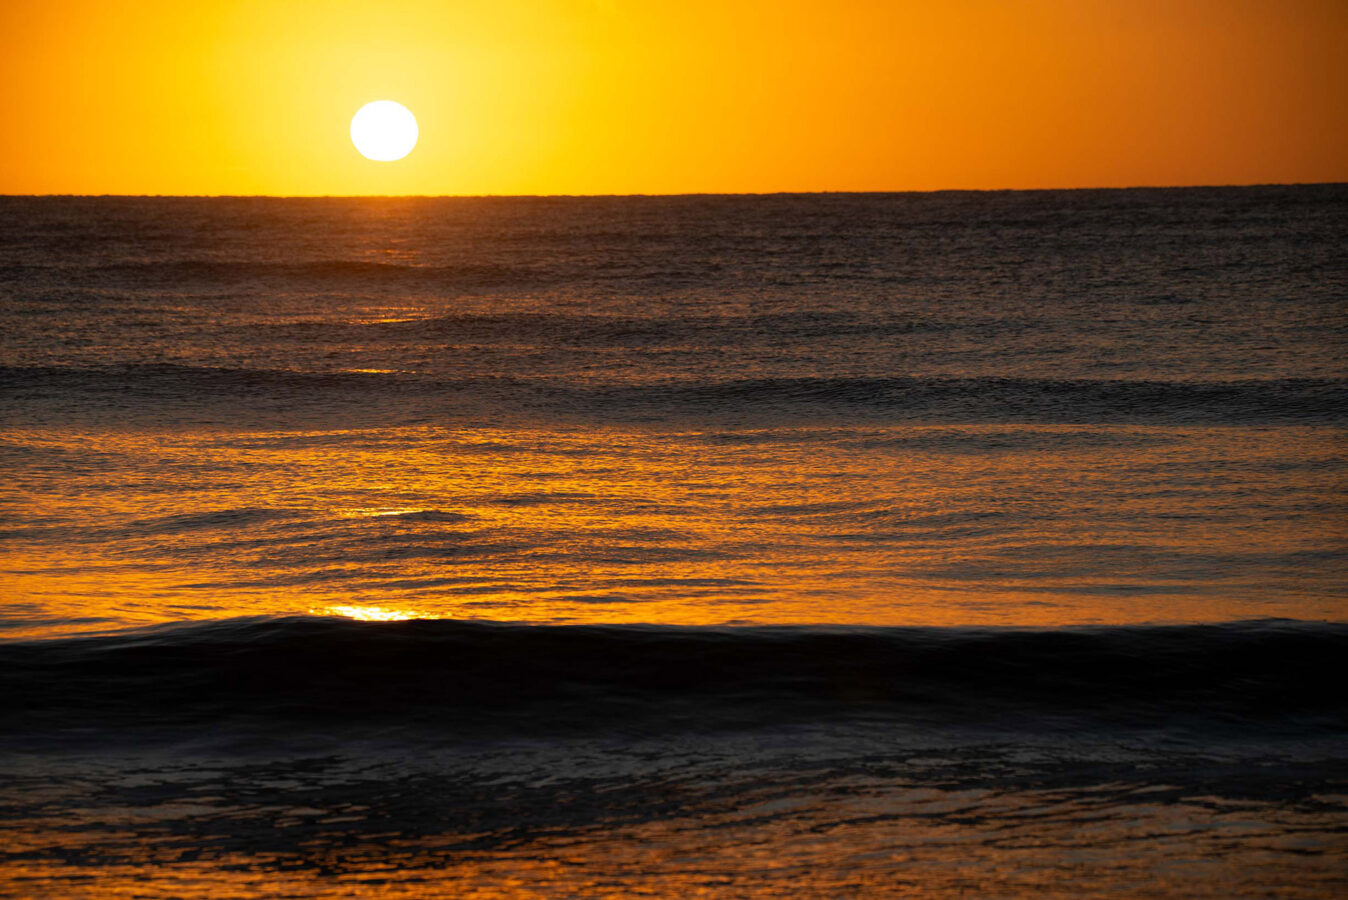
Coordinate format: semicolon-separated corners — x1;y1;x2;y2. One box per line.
2;617;1343;745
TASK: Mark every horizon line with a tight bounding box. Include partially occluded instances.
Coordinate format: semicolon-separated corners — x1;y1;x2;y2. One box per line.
3;180;1344;200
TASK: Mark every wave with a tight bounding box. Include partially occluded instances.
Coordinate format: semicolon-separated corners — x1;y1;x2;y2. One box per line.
0;259;553;289
638;375;1348;424
2;617;1343;745
4;365;1345;426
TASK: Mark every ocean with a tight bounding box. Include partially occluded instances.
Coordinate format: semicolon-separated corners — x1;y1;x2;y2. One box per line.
1;186;1346;896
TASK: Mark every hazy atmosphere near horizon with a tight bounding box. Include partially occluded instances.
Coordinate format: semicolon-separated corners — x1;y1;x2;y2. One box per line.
2;2;1346;897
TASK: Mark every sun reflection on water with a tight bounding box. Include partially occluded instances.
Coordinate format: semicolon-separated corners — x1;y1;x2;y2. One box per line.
321;605;430;622
334;507;432;519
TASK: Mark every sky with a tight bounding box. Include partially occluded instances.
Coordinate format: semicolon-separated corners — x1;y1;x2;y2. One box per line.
2;0;1344;196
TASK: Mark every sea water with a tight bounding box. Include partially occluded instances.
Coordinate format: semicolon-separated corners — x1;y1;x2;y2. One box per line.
1;187;1345;896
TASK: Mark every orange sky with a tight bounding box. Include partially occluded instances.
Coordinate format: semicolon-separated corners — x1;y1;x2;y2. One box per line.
1;0;1344;195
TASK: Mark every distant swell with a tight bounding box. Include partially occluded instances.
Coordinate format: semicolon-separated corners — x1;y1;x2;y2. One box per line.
0;259;551;289
2;618;1343;744
4;365;1345;426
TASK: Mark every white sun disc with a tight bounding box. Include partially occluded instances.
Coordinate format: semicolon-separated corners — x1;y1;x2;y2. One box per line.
350;101;418;162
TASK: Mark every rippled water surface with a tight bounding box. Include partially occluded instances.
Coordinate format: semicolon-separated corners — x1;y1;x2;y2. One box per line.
2;187;1346;634
2;187;1346;896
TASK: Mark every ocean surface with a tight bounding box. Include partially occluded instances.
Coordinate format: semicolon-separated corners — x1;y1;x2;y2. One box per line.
2;187;1346;896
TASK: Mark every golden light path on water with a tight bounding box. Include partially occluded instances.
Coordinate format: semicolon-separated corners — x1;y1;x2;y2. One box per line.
1;421;1344;638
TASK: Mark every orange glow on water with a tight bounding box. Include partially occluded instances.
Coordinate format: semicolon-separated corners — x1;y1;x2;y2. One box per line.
2;423;1343;638
2;777;1344;897
1;1;1344;195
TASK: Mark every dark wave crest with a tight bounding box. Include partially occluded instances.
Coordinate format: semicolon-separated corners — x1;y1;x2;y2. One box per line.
5;365;1345;426
3;617;1343;745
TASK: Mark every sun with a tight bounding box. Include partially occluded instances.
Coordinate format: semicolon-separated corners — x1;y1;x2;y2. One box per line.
350;100;418;162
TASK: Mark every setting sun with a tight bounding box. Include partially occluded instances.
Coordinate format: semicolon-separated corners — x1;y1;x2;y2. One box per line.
350;100;418;162
1;0;1343;195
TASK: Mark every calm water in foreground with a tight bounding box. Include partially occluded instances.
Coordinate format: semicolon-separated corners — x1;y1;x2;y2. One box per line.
1;187;1346;895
